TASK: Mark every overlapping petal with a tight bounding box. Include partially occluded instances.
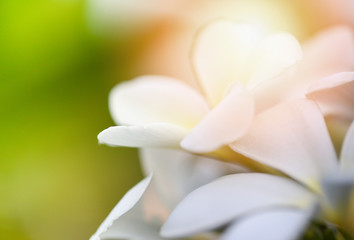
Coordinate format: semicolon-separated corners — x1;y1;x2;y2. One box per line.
181;84;254;153
139;148;235;209
307;72;354;120
300;26;354;86
221;208;312;240
248;33;302;89
109;76;210;129
192;21;303;107
192;21;259;106
90;175;167;240
340;120;354;174
98;123;187;148
230;99;338;188
161;173;315;238
253;26;354;113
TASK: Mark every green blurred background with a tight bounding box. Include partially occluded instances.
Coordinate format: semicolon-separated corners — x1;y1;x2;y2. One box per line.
0;1;142;239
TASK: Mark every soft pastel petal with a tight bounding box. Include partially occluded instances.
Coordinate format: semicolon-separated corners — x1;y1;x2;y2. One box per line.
221;208;312;240
90;175;167;240
251;67;297;113
253;27;354;113
109;76;210;129
192;21;260;106
293;26;354;97
340;120;354;174
139;148;237;210
98;123;187;148
230;99;338;189
307;72;354;120
248;33;302;89
181;84;254;153
161;173;315;238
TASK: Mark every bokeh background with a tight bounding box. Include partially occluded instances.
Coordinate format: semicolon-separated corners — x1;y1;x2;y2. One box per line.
1;0;353;239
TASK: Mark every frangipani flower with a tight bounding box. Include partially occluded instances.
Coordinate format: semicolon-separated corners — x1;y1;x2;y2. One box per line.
98;22;354;169
90;148;240;240
161;99;354;239
98;21;303;156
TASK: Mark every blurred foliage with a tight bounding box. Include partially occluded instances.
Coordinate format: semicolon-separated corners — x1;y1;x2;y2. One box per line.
0;0;142;239
302;221;353;240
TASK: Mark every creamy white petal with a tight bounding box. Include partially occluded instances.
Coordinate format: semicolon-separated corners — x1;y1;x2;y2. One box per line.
161;173;315;238
139;148;234;210
340;120;354;174
230;99;338;188
221;208;312;240
98;123;187;148
90;175;167;240
181;84;254;153
109;76;209;129
192;21;260;106
248;33;302;89
293;26;354;97
253;27;354;113
307;72;354;120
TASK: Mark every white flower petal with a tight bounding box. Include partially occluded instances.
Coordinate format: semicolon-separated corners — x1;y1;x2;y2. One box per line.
248;33;302;89
221;208;312;240
253;27;354;113
251;68;297;113
230;99;338;188
161;173;315;238
340;120;354;174
307;72;354;120
181;84;254;153
139;148;234;210
295;26;354;96
192;21;260;106
109;76;209;129
90;175;166;240
98;123;187;148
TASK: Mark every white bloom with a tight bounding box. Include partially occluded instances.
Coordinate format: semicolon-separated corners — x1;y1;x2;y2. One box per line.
161;99;354;239
98;22;354;160
98;21;303;155
90;148;241;240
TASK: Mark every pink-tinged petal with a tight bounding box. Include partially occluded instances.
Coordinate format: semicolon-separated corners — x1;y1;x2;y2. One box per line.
231;99;338;188
161;173;315;238
307;72;354;120
109;76;209;129
340;120;354;174
253;27;354;114
248;33;302;89
192;21;260;106
251;68;297;113
139;148;236;209
98;123;187;148
181;84;254;153
90;175;167;240
221;208;312;240
294;26;354;96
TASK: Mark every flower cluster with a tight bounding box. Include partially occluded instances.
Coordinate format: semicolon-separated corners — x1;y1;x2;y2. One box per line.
91;21;354;240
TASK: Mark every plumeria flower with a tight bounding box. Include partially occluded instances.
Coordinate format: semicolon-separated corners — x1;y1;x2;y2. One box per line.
90;148;242;240
98;21;303;156
160;99;354;239
98;22;354;167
